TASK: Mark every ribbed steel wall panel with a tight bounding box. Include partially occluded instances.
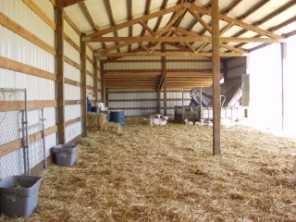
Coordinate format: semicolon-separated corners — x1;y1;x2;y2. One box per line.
65;122;82;143
32;0;55;23
0;69;56;100
87;60;93;73
86;46;93;59
105;62;161;70
0;26;55;73
64;63;81;82
65;104;81;122
166;61;212;69
64;40;80;64
43;107;56;129
64;20;80;47
87;75;94;86
65;84;81;100
0;0;55;47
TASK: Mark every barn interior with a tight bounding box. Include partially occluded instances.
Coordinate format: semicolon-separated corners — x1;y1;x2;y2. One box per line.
1;0;296;221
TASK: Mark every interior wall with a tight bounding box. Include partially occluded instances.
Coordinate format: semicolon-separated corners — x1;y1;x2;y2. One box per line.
0;0;57;176
103;56;211;116
0;0;100;177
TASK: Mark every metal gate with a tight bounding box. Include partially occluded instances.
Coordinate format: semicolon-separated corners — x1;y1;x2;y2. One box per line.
0;88;46;180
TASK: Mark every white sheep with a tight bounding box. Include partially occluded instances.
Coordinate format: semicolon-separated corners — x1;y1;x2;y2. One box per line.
148;114;169;126
184;118;193;125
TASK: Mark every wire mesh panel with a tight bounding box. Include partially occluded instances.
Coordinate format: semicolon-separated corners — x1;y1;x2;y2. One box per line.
27;109;46;176
0;88;27;180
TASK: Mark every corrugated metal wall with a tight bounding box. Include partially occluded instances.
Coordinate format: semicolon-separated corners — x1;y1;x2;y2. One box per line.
63;18;82;142
0;0;57;176
104;56;210;116
0;0;100;177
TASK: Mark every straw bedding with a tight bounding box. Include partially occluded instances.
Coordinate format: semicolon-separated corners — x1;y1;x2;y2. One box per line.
2;117;296;221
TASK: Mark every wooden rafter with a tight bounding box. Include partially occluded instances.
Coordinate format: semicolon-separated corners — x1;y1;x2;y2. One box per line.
153;0;169;32
221;0;243;15
139;20;155;36
127;0;133;52
232;1;296;39
141;0;152;36
104;0;120;53
86;3;186;38
98;51;243;57
191;4;283;39
57;0;85;8
238;0;270;21
188;8;212;34
79;1;106;49
84;36;280;44
248;15;296;52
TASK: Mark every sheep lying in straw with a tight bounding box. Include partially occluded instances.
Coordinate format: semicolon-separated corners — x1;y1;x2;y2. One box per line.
145;114;169;126
184;118;194;125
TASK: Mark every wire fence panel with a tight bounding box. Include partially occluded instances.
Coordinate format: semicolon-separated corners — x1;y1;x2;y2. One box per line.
27;109;46;176
0;88;27;180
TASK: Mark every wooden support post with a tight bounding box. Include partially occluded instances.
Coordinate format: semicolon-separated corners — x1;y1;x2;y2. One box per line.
212;0;222;155
100;60;105;104
162;44;167;115
157;89;161;114
56;6;65;144
80;33;87;137
93;56;98;105
280;42;286;131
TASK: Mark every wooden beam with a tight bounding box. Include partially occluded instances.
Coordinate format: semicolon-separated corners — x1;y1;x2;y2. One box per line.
56;6;65;144
105;0;120;53
127;0;133;52
153;0;169;32
79;1;98;30
212;0;221;155
0;56;57;81
221;0;242;15
58;0;85;8
86;3;186;38
139;20;155;36
98;51;244;57
94;59;100;102
63;12;80;35
0;12;56;56
140;0;152;36
219;22;234;37
81;33;87;137
191;4;283;39
22;0;56;30
85;36;280;43
188;8;212;34
237;0;270;21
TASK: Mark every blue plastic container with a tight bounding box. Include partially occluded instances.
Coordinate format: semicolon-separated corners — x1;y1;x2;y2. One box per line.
110;110;125;128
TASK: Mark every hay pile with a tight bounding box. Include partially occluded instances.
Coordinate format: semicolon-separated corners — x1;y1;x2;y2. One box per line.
2;117;296;221
87;112;107;131
103;122;122;134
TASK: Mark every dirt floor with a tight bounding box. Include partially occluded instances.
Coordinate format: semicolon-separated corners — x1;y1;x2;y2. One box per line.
1;117;296;222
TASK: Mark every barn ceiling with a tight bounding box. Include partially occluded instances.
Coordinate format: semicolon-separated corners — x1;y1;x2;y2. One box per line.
60;0;296;89
62;0;296;59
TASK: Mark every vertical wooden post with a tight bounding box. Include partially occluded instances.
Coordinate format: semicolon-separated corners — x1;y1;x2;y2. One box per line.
56;6;65;144
280;42;286;131
162;44;167;115
93;56;98;105
157;89;161;114
80;33;87;137
100;60;105;104
212;0;222;155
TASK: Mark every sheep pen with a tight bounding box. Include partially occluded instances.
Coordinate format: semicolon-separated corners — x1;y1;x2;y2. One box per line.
2;117;296;221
